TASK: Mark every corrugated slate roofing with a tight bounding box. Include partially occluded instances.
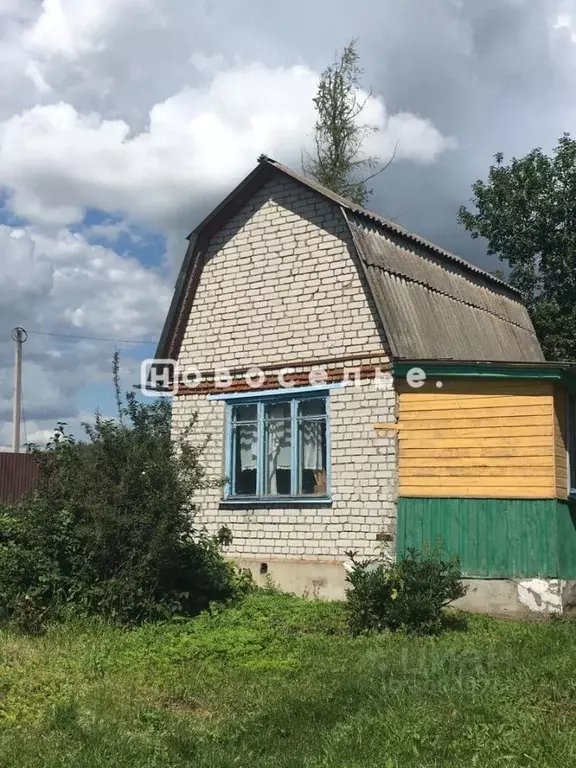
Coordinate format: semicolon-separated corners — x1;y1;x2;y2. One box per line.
345;214;544;362
157;157;544;364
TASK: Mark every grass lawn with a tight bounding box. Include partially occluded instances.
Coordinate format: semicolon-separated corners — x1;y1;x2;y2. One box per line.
0;593;575;767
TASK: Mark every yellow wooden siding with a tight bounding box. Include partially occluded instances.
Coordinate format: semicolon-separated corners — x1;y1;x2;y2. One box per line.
397;379;557;498
553;385;568;499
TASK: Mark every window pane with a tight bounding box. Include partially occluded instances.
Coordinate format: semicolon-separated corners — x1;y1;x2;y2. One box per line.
298;398;326;417
233;423;258;495
265;401;291;420
299;419;327;495
228;396;329;499
264;417;292;495
232;404;257;422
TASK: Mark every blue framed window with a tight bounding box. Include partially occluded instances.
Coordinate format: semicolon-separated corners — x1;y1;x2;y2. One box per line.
224;391;330;500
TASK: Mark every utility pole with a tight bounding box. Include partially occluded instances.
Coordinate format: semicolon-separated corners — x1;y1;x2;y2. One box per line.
12;327;27;453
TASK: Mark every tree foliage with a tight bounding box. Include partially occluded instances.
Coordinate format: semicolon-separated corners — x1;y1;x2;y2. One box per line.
0;354;250;632
459;134;576;361
302;40;390;206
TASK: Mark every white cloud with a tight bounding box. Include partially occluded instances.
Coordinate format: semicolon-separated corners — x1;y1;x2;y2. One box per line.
84;219;143;243
0;225;170;338
361;98;457;164
0;62;454;231
0;225;170;444
0;226;54;302
0;410;104;452
22;0;156;61
554;12;576;42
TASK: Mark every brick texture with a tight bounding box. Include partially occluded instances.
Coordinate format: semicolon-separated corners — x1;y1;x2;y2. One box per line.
179;176;386;367
173;175;397;562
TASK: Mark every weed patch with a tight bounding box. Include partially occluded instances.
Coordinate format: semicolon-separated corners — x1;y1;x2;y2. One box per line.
0;593;575;767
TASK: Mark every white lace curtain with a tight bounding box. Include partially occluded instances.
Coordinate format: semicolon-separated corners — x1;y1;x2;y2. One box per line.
238;424;258;469
266;419;291;494
236;404;326;495
300;420;324;471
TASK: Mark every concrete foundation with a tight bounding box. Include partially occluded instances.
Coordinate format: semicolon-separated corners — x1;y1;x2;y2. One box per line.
232;556;576;616
231;557;349;600
454;579;576;618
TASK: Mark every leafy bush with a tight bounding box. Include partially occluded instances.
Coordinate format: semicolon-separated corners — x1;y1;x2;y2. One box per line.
345;547;467;636
0;355;252;632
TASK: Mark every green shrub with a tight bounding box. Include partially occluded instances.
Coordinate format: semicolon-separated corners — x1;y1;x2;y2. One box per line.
0;355;252;632
345;548;467;636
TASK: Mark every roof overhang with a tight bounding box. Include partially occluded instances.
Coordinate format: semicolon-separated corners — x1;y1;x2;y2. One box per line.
393;359;576;387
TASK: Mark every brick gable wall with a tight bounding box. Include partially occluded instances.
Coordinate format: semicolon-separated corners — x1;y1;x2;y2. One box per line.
172;174;397;569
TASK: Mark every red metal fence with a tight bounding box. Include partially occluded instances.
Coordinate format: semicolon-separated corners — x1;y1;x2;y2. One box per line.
0;453;39;504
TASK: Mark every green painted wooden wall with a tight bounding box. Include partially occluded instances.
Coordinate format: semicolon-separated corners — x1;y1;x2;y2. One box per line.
397;497;576;578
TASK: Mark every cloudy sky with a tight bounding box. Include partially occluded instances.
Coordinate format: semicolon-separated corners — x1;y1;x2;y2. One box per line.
0;0;574;448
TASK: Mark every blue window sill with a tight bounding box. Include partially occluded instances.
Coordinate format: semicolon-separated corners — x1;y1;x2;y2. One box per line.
219;497;332;509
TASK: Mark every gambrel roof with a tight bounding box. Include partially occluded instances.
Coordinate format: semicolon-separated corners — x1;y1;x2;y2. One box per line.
157;157;544;364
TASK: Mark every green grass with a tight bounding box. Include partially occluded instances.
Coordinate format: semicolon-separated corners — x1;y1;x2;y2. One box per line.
0;593;575;767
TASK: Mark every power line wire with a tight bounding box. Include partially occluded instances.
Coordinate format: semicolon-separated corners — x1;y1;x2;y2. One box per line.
26;329;158;345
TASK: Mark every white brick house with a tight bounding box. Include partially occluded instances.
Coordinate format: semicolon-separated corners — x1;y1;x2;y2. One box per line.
156;157;541;599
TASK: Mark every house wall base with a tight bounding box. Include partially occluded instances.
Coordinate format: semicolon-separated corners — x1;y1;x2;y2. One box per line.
230;557;349;600
230;557;576;616
456;578;576;617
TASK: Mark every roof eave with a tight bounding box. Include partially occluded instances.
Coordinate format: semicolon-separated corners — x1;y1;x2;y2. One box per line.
393;359;576;381
186;160;275;240
155;233;198;360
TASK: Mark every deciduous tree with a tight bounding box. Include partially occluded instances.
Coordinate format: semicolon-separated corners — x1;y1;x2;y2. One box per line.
459;134;576;360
